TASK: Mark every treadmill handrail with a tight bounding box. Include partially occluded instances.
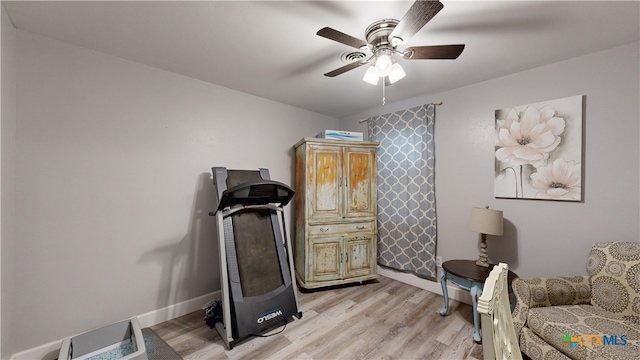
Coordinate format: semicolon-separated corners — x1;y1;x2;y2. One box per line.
214;180;295;213
220;204;283;218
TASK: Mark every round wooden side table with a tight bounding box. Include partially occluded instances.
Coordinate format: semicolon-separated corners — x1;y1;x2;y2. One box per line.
439;259;518;343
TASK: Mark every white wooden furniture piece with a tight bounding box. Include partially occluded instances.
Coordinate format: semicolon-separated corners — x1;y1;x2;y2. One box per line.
293;137;379;289
477;262;522;360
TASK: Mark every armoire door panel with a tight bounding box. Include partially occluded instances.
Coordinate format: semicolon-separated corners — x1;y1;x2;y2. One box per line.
308;146;342;221
310;237;342;282
344;147;376;218
345;236;375;278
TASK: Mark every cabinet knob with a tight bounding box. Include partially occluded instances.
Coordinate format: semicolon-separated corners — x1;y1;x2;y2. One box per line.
356;225;365;230
320;227;329;232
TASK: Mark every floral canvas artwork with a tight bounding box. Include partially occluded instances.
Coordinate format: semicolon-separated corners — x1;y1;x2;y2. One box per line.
494;95;583;201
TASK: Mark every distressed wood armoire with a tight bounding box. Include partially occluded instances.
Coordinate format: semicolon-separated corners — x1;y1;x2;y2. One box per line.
293;137;380;289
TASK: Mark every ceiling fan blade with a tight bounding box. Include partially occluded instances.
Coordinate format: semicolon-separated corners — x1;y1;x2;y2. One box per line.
390;0;444;44
324;61;366;77
403;44;465;59
317;27;369;49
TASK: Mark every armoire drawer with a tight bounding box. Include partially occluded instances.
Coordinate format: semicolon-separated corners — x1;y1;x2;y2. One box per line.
308;221;375;236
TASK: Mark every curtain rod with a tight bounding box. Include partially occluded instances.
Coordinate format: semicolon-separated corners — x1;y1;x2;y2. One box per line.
358;101;443;123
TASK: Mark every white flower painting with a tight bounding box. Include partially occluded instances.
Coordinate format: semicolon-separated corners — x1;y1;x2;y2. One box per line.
495;95;583;201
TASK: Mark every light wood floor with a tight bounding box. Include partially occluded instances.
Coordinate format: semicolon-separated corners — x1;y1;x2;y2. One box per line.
151;276;484;359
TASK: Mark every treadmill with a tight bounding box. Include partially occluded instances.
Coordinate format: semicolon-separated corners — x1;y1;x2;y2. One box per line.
209;167;302;349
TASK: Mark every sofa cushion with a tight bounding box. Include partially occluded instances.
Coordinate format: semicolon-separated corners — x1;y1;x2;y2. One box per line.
587;242;640;323
527;304;640;359
519;327;572;360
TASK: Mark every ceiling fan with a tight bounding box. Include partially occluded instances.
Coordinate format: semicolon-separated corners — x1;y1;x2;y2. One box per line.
318;0;464;93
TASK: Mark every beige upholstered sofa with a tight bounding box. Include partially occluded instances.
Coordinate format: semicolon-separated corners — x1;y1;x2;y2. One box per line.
512;242;640;360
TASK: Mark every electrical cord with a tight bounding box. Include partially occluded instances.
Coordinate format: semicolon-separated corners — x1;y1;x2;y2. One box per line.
249;318;288;338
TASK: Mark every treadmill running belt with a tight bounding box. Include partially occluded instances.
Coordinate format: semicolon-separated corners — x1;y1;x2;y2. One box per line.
231;209;283;297
226;170;284;298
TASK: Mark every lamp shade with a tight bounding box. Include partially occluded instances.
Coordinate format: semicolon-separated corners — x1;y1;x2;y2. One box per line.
362;66;379;85
469;206;503;236
388;63;406;84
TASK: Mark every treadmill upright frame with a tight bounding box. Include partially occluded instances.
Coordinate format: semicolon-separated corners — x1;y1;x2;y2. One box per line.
210;167;301;349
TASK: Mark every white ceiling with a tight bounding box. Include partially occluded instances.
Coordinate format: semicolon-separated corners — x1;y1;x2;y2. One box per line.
3;1;639;118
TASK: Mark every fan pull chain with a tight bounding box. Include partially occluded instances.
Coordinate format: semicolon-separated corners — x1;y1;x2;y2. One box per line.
382;79;386;105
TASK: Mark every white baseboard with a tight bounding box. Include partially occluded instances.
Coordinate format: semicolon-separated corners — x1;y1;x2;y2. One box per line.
137;291;221;329
10;291;220;360
377;266;473;306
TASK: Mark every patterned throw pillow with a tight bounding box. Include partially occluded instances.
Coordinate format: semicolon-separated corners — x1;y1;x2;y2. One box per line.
587;242;640;323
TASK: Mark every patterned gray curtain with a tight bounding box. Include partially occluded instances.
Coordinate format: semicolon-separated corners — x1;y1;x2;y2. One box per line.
368;104;437;280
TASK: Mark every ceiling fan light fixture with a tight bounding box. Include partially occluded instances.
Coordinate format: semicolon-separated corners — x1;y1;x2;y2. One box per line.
318;0;464;103
388;63;406;84
363;66;379;85
374;53;393;77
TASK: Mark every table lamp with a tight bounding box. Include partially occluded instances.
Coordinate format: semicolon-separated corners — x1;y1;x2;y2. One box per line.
469;206;503;267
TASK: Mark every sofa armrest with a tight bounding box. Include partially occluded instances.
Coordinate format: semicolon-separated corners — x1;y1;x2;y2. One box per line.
512;275;591;338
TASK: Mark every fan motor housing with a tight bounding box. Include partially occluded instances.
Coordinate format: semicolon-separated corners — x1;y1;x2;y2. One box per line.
365;19;399;49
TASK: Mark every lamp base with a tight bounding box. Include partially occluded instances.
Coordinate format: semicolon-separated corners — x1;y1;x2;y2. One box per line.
475;258;490;267
476;234;490;267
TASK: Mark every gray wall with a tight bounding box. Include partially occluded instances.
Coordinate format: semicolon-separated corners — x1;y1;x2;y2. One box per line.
1;5;17;360
6;30;338;355
342;42;640;283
